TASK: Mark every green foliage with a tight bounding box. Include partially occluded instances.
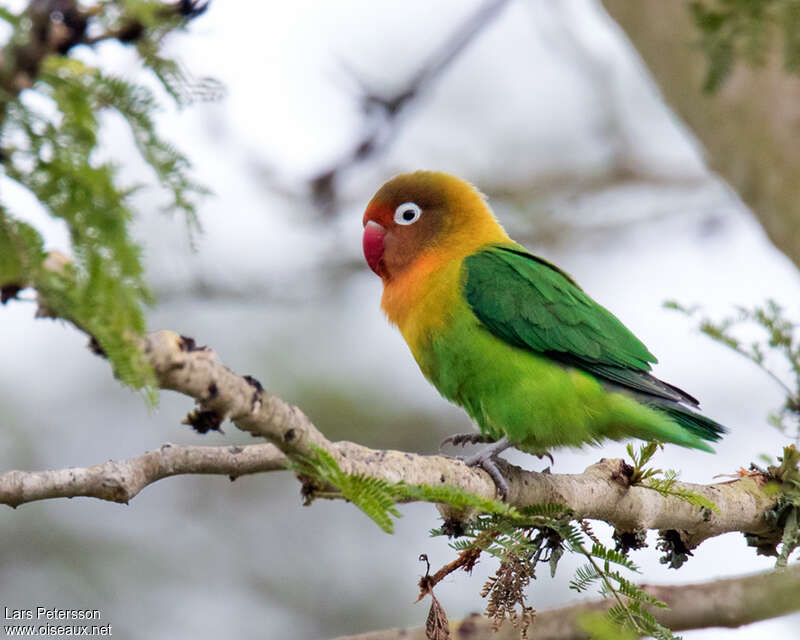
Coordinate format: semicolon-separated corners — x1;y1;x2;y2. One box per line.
668;300;800;565
586;543;641;573
449;512;573;563
690;0;800;92
432;508;677;638
57;60;210;224
665;299;800;443
291;447;401;533
0;2;214;397
292;446;516;534
605;603;677;640
578;612;638;640
295;446;683;637
0;7;18;25
626;441;662;484
767;445;800;566
646;470;719;513
118;1;225;107
626;442;720;513
0;211;45;285
403;483;520;520
572;540;677;640
439;510;574;638
777;506;799;567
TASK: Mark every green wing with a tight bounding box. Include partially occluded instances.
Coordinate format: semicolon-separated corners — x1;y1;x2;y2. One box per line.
463;244;698;406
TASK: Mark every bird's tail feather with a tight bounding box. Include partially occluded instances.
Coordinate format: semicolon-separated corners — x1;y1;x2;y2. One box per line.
653;404;727;443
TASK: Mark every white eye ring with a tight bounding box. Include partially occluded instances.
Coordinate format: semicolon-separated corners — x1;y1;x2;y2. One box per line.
394;202;422;226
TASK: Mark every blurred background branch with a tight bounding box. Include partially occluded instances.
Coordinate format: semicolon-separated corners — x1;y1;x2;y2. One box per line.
601;0;800;269
306;0;511;216
337;561;800;640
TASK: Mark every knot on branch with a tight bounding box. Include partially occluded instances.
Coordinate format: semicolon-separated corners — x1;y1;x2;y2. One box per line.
146;330;217;375
1;284;23;304
182;408;223;434
584;457;634;487
613;528;648;554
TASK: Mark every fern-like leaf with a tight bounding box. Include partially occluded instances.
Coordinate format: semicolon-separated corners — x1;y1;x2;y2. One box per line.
589;543;640;572
569;563;602;593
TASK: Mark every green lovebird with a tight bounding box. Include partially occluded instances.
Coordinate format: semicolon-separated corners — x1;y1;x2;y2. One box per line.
361;171;726;496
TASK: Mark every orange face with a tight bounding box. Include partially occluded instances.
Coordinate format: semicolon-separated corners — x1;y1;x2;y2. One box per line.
362;172;451;280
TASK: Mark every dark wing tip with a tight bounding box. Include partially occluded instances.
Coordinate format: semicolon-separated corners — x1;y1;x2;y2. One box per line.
657;405;728;442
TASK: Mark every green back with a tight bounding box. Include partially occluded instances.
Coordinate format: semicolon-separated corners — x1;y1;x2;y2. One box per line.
462;244;704;405
464;245;655;367
456;244;725;445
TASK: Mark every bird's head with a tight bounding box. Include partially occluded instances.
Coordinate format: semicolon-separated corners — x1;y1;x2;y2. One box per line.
362;171;507;280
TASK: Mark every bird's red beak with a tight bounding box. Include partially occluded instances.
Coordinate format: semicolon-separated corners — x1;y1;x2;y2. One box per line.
363;220;386;277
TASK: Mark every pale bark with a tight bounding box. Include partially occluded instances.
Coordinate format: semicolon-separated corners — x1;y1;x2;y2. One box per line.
1;329;779;554
0;443;286;507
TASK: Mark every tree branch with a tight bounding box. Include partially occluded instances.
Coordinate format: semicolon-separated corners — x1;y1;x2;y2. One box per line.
333;562;800;639
150;332;779;550
0;328;781;556
0;0;206;126
0;443;285;507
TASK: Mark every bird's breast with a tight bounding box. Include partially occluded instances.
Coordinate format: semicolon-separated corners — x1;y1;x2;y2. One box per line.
381;253;464;346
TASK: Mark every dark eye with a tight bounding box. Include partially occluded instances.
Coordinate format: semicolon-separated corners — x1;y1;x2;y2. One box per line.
394;202;422;225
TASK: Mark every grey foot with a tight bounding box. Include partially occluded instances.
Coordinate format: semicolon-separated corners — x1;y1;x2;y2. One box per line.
440;432;492;450
462;437;513;500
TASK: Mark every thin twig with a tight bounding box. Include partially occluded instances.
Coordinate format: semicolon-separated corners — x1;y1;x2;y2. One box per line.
308;0;512;215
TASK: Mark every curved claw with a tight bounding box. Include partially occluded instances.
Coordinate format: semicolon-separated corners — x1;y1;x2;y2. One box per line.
440;432;490;450
536;451;554;466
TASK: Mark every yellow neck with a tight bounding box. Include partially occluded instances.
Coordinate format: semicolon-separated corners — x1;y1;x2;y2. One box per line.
381;202;510;341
